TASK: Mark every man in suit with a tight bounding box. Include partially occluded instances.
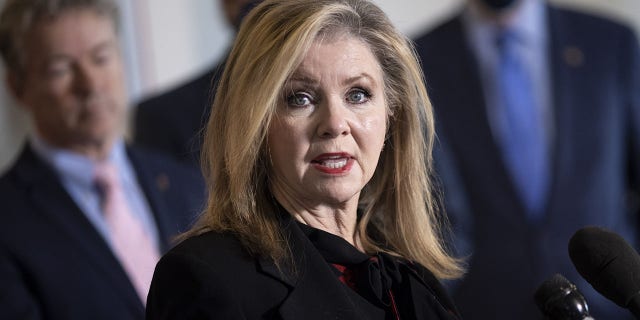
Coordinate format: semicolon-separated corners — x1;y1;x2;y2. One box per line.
0;0;204;319
414;0;640;318
134;0;260;166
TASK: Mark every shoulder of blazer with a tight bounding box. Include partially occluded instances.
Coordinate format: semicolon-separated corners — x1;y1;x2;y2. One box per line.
164;231;254;267
155;230;291;288
546;4;638;59
0;144;61;229
147;230;295;319
413;13;464;56
0;144;53;188
136;67;218;115
548;5;635;36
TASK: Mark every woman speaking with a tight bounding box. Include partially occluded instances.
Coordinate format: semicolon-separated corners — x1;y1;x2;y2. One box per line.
146;0;464;319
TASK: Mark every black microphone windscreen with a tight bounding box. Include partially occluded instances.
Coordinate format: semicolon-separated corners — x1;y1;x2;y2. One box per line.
534;273;592;319
568;226;640;308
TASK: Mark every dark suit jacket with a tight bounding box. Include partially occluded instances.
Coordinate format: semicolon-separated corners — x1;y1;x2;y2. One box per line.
147;216;460;320
134;63;223;166
414;5;640;320
0;145;205;320
134;0;261;165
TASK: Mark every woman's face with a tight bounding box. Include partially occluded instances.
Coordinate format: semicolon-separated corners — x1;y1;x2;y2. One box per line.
267;35;387;207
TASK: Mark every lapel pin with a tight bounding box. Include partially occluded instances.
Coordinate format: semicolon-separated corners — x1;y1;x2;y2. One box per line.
156;173;170;192
563;46;584;67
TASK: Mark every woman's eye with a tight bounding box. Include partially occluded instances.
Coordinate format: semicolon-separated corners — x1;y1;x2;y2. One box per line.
346;89;370;104
287;92;313;107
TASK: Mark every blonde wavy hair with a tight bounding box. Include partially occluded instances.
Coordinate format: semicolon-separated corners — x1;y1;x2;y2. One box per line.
191;0;463;279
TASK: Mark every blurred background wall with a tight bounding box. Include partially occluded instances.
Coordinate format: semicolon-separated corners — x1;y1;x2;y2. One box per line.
0;0;638;173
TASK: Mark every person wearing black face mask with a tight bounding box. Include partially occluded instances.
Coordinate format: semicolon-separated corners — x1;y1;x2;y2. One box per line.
481;0;517;10
134;0;261;167
414;0;640;319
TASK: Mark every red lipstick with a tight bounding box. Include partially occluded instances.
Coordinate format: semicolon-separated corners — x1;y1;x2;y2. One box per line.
311;153;354;174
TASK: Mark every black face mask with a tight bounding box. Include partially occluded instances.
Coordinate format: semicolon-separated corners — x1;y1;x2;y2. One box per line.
479;0;518;10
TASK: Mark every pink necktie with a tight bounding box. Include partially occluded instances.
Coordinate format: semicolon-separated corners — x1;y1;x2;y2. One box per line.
94;162;160;305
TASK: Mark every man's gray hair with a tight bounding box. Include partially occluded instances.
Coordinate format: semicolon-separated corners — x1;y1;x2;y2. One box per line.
0;0;120;77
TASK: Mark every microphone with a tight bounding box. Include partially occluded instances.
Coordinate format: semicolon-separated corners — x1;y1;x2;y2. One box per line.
568;226;640;319
534;273;595;319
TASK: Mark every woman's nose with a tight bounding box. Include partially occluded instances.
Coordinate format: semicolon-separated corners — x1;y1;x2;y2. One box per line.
316;97;350;138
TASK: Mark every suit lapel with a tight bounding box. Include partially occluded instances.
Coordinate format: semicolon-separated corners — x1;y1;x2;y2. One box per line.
544;6;584;223
256;217;361;320
127;148;180;253
13;146;143;316
429;16;526;222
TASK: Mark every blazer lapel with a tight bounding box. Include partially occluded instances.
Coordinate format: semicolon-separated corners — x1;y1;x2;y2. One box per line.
257;217;362;320
256;218;462;320
13;146;144;316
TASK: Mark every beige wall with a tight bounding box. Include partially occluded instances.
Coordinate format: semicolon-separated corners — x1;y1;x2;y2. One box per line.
0;0;638;173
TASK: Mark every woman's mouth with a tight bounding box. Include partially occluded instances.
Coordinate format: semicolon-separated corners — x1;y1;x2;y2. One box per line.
312;153;354;174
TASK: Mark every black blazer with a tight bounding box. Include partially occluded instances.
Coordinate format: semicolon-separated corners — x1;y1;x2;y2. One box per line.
0;145;205;320
147;216;459;319
414;5;640;320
